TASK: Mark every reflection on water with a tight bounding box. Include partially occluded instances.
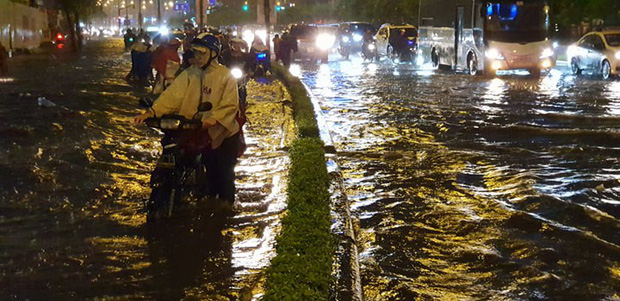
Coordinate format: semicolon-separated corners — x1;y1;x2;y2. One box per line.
300;57;620;299
0;40;291;300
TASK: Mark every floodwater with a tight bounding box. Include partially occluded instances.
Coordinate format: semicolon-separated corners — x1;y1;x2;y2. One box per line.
297;58;620;299
0;40;292;300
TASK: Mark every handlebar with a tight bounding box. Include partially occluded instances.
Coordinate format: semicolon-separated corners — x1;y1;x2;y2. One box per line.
144;115;203;131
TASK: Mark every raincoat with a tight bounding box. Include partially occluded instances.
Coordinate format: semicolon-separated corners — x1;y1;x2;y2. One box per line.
151;63;240;149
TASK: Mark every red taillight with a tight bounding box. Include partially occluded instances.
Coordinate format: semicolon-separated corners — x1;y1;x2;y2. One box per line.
57;43;64;49
56;33;64;40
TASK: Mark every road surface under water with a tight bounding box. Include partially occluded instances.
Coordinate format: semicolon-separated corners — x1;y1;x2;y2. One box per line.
0;40;291;300
297;57;620;299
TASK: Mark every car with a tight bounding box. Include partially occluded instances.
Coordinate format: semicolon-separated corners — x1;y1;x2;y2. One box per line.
567;29;620;80
286;24;335;63
338;22;375;51
374;24;418;62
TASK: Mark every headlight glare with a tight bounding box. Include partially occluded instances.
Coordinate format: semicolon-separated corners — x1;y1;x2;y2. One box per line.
615;51;620;60
485;48;504;60
231;68;243;79
540;48;554;59
316;33;336;50
353;34;363;42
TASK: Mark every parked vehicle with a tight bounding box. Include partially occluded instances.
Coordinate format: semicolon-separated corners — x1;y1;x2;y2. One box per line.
567;29;620;80
286;24;335;63
418;0;555;77
374;24;418;63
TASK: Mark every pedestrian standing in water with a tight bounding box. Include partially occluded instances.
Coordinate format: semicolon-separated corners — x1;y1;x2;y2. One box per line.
0;42;8;75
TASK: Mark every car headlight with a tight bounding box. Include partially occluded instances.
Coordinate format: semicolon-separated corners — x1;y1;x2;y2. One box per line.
353;34;363;42
316;33;336;50
342;36;350;43
485;48;504;60
231;68;243;79
540;47;554;59
615;51;620;60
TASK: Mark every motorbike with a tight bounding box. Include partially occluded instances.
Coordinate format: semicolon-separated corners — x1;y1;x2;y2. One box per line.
399;39;417;63
140;98;213;222
230;67;249;112
361;40;378;62
338;32;352;60
252;50;270;77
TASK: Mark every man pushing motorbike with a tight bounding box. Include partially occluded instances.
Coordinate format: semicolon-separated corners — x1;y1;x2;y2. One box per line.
133;33;242;209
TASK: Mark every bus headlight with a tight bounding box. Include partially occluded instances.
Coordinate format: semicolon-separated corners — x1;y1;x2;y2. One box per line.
615;51;620;60
540;48;554;59
485;48;504;60
541;59;552;69
316;33;336;50
491;60;503;70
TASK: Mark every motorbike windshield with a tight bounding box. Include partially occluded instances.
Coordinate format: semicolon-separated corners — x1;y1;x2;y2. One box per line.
605;34;620;47
484;2;549;43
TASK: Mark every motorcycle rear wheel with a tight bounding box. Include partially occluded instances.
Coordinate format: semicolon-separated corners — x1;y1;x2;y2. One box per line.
146;183;178;222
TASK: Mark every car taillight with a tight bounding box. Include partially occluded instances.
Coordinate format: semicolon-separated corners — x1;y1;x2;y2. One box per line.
56;33;64;40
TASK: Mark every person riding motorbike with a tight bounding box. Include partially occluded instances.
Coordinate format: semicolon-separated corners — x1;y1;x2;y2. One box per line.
151;37;182;94
361;29;376;60
249;37;270;76
221;37;252;114
126;40;153;85
392;29;409;58
124;28;137;49
134;33;242;207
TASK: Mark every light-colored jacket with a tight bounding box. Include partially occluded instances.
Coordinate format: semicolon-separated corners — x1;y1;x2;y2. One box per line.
151;63;240;149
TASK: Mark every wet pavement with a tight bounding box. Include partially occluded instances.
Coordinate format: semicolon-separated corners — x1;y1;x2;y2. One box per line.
0;39;294;300
296;57;620;299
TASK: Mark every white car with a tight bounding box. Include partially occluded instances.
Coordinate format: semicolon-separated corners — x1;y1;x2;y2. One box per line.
567;30;620;80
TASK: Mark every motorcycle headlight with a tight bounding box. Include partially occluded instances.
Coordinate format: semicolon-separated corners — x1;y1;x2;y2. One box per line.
540;48;554;59
485;48;504;60
160;119;181;130
615;51;620;60
368;44;375;50
316;33;336;50
353;34;363;42
231;68;243;79
342;36;350;43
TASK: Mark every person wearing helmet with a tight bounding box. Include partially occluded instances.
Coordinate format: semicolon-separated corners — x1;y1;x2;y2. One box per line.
134;33;243;206
151;37;182;94
220;37;250;70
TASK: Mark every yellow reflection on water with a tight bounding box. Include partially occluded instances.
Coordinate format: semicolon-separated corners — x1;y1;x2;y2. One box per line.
480;78;506;113
605;81;620;115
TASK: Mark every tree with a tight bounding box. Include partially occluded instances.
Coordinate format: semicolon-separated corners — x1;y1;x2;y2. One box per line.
57;0;100;52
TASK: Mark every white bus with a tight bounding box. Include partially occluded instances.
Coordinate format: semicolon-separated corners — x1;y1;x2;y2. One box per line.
418;0;555;77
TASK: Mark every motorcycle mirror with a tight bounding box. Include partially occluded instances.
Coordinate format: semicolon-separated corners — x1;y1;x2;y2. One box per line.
198;102;213;112
139;97;154;108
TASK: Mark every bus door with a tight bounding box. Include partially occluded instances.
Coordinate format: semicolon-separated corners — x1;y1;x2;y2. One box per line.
454;6;465;69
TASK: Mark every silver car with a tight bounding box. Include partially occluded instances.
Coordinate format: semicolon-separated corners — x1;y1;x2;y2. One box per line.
567;30;620;80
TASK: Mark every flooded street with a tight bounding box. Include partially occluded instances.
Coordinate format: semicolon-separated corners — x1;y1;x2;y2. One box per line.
298;58;620;299
0;39;292;299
